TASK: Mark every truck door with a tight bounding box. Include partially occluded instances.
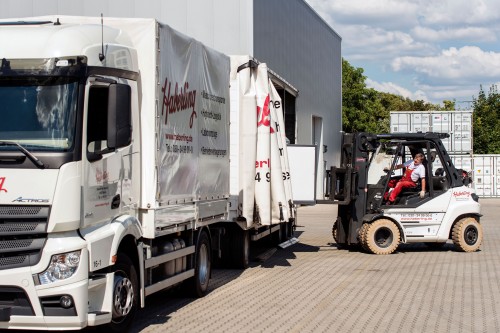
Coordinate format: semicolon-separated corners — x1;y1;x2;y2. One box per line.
81;77;139;229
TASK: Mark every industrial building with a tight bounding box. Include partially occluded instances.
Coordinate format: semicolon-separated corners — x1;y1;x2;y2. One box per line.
0;0;342;198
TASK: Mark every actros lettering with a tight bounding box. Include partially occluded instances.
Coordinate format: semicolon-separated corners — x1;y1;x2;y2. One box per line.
12;197;49;203
161;77;197;128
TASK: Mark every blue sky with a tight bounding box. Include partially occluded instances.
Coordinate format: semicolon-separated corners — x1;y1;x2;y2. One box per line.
305;0;500;108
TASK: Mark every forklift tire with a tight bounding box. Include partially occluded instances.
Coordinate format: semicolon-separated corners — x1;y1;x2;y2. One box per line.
358;223;370;252
452;217;483;252
332;223;338;243
364;219;400;255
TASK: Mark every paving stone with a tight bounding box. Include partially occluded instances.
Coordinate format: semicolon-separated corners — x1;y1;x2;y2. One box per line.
130;199;500;333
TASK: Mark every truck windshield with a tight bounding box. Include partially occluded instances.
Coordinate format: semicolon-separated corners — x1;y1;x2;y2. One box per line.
0;77;78;151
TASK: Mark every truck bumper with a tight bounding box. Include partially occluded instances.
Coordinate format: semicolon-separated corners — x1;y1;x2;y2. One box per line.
0;237;94;330
0;279;89;330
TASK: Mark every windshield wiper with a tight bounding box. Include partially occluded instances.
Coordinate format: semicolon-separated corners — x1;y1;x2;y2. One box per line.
0;141;45;169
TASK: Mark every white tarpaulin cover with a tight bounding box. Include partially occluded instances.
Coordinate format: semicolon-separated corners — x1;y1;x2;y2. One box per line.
230;57;294;227
157;24;230;203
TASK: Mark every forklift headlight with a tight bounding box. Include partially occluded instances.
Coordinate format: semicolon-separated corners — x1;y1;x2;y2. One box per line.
38;251;81;285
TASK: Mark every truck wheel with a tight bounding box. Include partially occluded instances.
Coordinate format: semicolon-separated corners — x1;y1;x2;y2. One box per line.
452;217;483;252
107;253;138;333
230;226;250;269
364;219;400;255
187;231;211;297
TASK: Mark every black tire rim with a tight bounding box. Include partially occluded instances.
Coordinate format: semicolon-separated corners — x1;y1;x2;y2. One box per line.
464;225;478;246
374;227;393;248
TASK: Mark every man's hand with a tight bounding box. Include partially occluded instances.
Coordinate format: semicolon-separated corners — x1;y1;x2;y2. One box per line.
419;190;425;198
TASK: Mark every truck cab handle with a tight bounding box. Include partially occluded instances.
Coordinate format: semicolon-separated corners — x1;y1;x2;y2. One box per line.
111;194;120;209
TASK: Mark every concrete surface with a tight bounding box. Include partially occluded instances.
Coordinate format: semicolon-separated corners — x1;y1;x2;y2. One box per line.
130;198;500;333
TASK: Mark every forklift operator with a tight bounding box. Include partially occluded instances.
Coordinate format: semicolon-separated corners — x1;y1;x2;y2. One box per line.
384;152;426;204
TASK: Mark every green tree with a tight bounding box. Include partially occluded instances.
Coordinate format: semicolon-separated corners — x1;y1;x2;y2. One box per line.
472;85;500;153
342;59;388;133
342;58;460;133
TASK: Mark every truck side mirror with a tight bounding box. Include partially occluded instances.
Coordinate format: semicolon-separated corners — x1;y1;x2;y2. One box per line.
107;83;132;149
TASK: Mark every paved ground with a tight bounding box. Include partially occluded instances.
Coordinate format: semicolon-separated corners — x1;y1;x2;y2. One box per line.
130;198;500;333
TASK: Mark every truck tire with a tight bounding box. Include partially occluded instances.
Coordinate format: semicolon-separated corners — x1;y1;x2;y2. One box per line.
364;219;400;255
106;253;138;333
452;217;483;252
229;226;250;269
187;231;211;297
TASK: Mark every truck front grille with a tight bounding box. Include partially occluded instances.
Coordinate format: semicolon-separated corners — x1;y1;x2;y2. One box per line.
0;206;49;270
0;286;34;316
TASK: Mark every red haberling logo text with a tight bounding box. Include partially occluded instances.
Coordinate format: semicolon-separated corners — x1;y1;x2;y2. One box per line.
0;177;6;193
453;191;471;197
257;95;275;133
161;78;197;128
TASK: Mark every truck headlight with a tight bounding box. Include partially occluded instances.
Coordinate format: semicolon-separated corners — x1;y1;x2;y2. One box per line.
38;251;81;285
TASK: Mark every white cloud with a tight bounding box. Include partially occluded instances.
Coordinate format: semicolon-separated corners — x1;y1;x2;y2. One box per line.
304;0;500;104
307;0;420;29
412;26;496;43
418;0;500;26
392;46;500;84
340;25;434;61
366;78;428;101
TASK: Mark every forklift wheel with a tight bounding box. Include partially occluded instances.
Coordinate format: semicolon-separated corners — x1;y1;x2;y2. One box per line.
358;223;370;252
452;217;483;252
364;219;400;255
332;223;338;243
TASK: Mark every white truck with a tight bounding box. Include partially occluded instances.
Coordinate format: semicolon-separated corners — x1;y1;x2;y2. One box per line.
0;16;295;331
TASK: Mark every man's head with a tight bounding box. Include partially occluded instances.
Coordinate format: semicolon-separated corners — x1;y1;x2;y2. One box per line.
414;153;425;165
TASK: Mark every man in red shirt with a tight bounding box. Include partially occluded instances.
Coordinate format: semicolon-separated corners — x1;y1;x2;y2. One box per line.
384;153;426;205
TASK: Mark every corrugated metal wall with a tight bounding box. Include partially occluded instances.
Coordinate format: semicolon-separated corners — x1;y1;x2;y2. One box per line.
0;0;254;56
254;0;342;168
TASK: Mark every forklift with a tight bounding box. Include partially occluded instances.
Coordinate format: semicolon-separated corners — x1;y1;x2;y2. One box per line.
330;132;482;254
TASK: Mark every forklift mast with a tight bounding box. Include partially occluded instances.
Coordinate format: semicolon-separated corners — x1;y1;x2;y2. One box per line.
331;133;379;244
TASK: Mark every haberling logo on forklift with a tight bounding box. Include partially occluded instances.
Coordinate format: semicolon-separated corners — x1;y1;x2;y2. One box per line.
453;191;471;199
161;77;197;128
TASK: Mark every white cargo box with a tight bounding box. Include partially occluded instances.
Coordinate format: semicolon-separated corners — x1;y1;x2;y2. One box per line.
473;155;500;197
390;110;473;154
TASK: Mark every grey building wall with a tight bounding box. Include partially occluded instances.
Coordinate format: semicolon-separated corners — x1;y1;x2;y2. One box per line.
0;0;254;56
254;0;342;168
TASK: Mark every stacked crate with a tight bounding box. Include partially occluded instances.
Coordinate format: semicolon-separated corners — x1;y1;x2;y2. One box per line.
390;111;472;154
389;111;500;196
